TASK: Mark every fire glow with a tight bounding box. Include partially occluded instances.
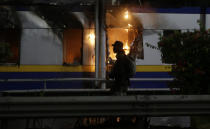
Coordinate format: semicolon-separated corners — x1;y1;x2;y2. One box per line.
128;24;132;28
124;10;129;19
123;42;130;55
88;33;95;45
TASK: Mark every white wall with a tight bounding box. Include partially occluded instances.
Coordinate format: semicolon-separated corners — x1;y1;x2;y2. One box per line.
18;11;63;65
136;30;163;65
134;13;200;65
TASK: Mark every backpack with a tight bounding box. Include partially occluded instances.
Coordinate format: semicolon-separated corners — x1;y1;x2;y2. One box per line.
125;55;136;77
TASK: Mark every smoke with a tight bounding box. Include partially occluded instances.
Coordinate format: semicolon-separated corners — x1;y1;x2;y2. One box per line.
131;2;178;34
17;11;63;65
17;11;50;28
73;12;92;29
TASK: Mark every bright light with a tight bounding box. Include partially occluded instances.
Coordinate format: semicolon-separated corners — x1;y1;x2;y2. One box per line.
123;42;130;55
124;10;129;19
124;29;128;32
128;24;132;28
88;33;95;45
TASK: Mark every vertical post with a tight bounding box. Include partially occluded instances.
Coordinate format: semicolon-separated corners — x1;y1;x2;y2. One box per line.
200;7;206;31
95;0;106;89
95;0;100;87
99;0;106;89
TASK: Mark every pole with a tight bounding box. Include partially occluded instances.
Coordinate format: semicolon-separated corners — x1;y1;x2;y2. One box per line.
95;0;106;89
200;6;206;31
95;0;100;87
99;0;106;89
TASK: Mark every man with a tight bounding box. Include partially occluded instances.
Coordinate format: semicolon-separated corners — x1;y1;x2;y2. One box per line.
109;41;130;95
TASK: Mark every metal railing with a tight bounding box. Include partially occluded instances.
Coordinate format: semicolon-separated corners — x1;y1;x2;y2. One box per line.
0;77;174;82
0;95;210;118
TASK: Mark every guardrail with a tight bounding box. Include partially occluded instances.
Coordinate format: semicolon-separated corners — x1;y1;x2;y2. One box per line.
0;95;209;118
0;77;174;82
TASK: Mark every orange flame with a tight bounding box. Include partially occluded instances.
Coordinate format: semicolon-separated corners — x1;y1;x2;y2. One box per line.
123;42;130;55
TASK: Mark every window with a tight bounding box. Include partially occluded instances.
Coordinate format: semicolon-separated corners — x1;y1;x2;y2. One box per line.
107;28;143;60
63;29;83;65
0;29;20;64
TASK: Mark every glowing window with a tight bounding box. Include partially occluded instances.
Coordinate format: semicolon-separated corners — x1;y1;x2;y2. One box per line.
63;29;82;65
107;28;143;60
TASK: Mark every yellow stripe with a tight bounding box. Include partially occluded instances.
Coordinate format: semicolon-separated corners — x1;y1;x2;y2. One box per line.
136;65;172;72
0;65;95;72
0;65;172;72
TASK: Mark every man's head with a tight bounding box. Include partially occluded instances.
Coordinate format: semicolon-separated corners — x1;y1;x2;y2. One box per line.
112;41;123;53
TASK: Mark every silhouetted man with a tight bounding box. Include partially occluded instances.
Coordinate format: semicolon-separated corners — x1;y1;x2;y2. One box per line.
109;41;130;95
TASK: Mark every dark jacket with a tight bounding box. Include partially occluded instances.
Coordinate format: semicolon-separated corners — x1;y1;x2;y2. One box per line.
109;51;130;89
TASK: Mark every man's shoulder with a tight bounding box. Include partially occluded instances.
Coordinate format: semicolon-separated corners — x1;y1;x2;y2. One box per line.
117;55;127;63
